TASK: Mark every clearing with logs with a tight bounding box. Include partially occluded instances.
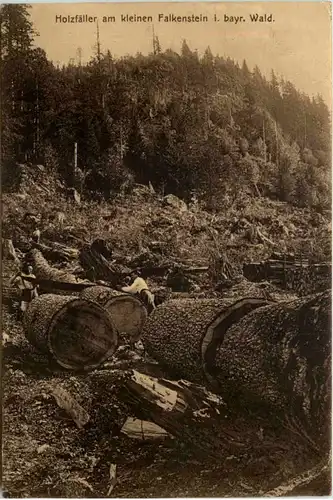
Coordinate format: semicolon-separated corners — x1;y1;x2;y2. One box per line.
2;5;332;496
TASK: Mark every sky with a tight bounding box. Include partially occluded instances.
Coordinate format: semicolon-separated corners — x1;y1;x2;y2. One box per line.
30;2;332;103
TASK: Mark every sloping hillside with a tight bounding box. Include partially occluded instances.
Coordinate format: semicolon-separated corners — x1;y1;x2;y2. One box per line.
2;166;331;497
2;164;330;278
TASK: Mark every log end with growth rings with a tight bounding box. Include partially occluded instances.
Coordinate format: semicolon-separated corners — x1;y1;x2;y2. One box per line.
24;294;118;370
81;286;148;342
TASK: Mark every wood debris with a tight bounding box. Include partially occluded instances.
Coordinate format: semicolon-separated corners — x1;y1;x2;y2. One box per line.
106;463;117;496
51;387;90;429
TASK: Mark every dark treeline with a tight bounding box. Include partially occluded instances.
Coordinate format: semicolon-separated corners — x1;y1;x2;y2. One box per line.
1;5;331;210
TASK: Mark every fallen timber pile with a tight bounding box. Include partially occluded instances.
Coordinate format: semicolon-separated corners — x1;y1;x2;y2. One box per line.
142;290;331;452
243;254;331;294
3;238;331;493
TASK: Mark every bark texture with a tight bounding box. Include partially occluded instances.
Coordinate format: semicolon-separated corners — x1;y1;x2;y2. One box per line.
30;249;78;283
23;294;118;370
214;290;331;451
142;297;271;384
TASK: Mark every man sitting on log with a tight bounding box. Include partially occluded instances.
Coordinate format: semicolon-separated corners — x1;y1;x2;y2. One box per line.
122;276;156;314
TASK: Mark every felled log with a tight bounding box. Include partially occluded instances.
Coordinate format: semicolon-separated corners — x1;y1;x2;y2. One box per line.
2;239;20;263
27;249;94;293
80;286;147;342
32;241;79;262
30;248;79;283
214;290;331;451
23;294;118;370
2;286;21;304
19;277;94;294
142;297;272;384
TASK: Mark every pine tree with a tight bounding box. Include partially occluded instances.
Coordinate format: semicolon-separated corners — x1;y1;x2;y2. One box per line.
1;4;36;169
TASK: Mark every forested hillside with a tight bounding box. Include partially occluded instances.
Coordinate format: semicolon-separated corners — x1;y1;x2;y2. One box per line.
1;4;331;211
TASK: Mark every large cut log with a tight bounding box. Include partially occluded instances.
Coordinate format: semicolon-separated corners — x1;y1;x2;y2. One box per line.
214;290;331;451
142;297;272;384
23;294;118;370
80;286;147;342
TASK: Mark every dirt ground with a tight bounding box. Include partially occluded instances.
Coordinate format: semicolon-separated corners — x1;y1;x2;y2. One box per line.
2;297;330;498
2;171;331;497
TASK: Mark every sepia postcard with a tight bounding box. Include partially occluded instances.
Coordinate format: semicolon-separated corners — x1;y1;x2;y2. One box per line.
1;1;332;497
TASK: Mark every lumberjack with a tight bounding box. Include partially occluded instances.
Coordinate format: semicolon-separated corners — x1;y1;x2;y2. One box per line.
10;263;39;317
122;277;156;313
